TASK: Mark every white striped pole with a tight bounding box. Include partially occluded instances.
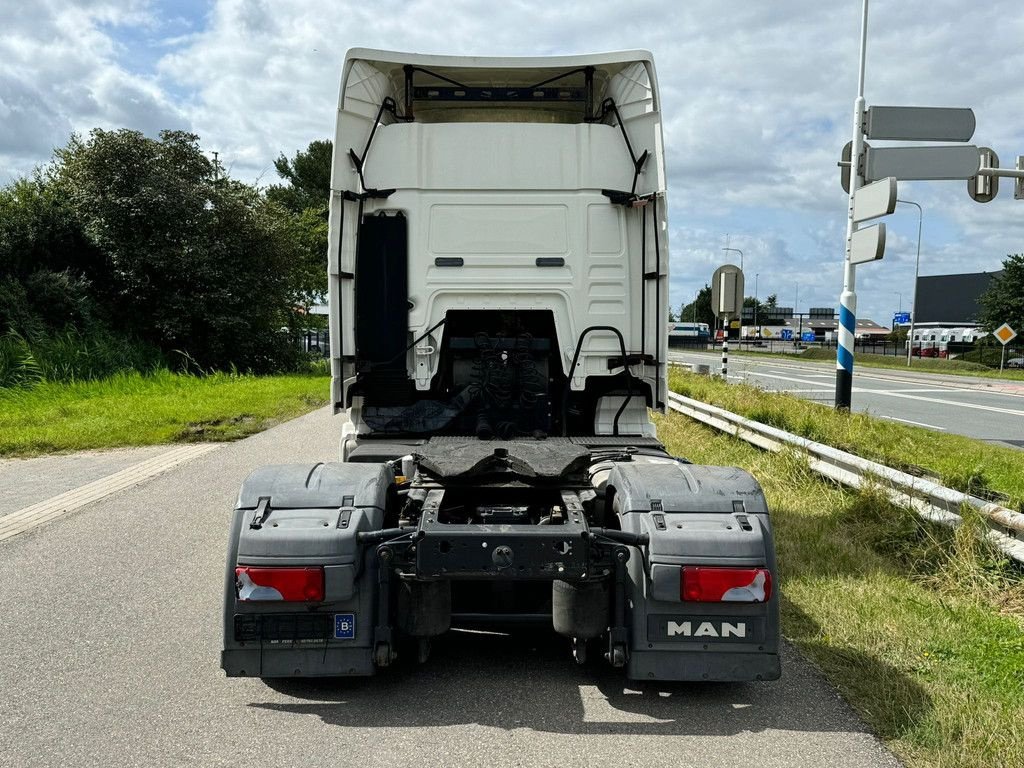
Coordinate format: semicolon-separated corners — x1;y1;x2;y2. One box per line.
721;334;729;378
836;0;869;411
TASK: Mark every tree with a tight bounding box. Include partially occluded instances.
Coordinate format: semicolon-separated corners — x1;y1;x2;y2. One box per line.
55;129;307;371
0;176;104;337
265;140;332;214
979;254;1024;333
679;285;714;326
265;141;332;304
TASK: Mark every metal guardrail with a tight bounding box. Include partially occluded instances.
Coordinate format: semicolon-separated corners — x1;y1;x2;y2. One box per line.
666;390;1024;563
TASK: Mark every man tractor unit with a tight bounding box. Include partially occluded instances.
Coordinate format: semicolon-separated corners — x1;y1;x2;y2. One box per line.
222;49;780;682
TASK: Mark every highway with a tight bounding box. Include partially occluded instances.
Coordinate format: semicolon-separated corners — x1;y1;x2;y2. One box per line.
669;350;1024;450
0;407;899;768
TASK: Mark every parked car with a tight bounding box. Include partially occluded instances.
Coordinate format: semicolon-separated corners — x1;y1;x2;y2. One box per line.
1006;357;1024;369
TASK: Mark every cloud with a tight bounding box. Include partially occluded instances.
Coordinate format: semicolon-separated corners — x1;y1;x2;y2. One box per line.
0;0;189;178
3;0;1024;324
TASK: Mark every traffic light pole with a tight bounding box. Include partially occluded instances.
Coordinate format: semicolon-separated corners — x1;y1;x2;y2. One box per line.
836;0;870;411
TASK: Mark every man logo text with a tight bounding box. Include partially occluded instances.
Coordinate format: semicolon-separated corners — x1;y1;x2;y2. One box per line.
667;621;746;638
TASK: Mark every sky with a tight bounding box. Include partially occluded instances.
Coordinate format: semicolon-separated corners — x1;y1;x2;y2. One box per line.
2;0;1024;325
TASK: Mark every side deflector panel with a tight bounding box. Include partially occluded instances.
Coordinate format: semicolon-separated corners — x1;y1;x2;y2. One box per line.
355;214;408;375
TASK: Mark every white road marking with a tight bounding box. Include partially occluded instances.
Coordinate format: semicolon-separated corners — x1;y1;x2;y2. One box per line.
876;415;947;430
749;371;1024;418
774;388;834;394
0;443;221;543
881;389;969;394
863;389;1024;418
670;352;1024;398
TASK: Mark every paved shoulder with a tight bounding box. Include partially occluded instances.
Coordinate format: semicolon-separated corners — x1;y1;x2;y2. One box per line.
0;406;900;768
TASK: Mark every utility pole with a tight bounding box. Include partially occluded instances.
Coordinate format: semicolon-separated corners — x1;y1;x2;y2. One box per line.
754;273;759;339
836;0;870;410
897;199;922;366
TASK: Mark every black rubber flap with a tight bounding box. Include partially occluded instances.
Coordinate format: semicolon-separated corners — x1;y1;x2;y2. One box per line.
355;214;407;373
415;437;590;479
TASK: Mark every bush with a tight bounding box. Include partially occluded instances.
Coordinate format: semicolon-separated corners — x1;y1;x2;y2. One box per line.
0;330;165;388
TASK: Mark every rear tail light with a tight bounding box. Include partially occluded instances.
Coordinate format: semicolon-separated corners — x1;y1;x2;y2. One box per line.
235;566;325;602
681;566;772;603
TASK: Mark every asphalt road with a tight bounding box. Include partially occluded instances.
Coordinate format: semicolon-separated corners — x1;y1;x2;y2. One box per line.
670;350;1024;450
0;407;900;768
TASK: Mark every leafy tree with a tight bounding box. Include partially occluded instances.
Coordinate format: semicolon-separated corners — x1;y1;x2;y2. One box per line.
679;284;714;326
265;140;332;304
979;254;1024;333
55;129;306;371
0;176;104;337
266;140;332;214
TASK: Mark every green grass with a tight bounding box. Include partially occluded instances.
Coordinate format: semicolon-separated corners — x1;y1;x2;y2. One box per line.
654;410;1024;768
0;329;166;387
669;368;1024;510
0;370;330;456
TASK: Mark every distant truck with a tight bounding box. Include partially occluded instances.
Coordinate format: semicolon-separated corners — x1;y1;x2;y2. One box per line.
221;49;780;682
669;321;711;347
907;327;986;358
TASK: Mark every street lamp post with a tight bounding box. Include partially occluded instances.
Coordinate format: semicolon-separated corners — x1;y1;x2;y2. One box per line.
722;246;744;272
897;199;923;367
754;273;759;339
722;242;745;347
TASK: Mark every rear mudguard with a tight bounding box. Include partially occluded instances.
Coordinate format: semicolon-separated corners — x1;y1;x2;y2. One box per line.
607;461;781;682
221;462;392;678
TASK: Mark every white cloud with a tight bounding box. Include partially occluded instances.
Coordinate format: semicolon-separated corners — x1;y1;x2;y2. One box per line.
0;0;187;176
3;0;1024;323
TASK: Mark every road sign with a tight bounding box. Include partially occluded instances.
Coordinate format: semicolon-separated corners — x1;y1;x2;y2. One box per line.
994;323;1018;345
848;223;885;265
864;106;976;142
801;331;816;343
711;264;744;319
968;147;999;202
893;312;911;325
864;145;980;182
853;176;897;222
840;141;853;194
780;329;794;341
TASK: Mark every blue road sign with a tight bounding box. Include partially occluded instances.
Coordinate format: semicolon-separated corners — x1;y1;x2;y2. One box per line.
780;329;793;341
893;312;911;324
801;331;816;342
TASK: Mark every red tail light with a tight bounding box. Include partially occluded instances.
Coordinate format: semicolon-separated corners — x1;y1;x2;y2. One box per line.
681;566;772;603
235;566;325;602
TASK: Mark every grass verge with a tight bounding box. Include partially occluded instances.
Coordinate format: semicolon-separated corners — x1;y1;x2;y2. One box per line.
0;370;330;457
669;368;1024;510
653;409;1024;768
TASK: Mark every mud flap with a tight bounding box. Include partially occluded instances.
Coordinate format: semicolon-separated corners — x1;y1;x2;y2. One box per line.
608;461;782;682
221;463;392;678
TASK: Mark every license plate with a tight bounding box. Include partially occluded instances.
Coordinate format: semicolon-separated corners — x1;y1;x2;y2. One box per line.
334;613;356;640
